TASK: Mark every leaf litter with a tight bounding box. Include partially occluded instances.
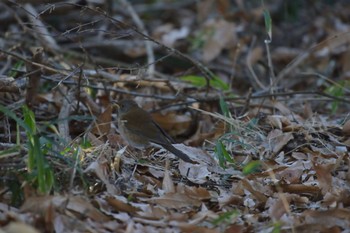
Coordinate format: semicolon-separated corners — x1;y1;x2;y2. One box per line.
0;1;349;232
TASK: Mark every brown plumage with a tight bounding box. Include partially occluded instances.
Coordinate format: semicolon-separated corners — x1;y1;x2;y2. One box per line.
116;100;194;163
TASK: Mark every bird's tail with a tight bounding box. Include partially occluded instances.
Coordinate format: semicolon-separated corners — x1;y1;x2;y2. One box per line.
161;143;196;163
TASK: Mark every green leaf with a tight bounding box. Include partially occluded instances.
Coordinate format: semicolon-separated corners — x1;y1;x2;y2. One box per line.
0;145;21;157
0;104;55;194
263;7;272;41
0;105;31;133
219;97;230;118
23;105;37;135
325;80;348;114
271;221;282;233
215;140;234;168
243;161;261;175
8;61;24;77
212;209;239;225
180;75;229;91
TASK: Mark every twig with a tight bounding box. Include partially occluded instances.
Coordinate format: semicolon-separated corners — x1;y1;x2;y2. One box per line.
246;36;266;90
264;35;275;92
0;48;69;75
274;31;350;85
23;3;60;51
58;89;73;143
25;47;43;108
119;0;155;77
88;6;215;89
299;72;350;94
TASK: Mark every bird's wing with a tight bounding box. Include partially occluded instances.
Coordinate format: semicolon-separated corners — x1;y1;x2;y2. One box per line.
121;108;173;144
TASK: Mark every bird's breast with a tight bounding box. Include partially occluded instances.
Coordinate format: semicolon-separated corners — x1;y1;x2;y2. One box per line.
118;118;150;149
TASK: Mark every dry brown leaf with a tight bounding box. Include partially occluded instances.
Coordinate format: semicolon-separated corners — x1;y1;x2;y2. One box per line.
342;119;350;135
241;179;268;203
184;186;211;201
150;192;202;209
20;195;67;214
3;222;40;233
21;195;109;222
218;192;244;208
276;167;304;184
91;104;112;136
181;225;219;233
266;115;283;129
105;196;140;214
84;157;119;195
161;26;189;47
53;214;90;233
152;112;192;137
202;18;236;62
175;144;215;166
266;129;294;156
217;0;231;16
197;0;215;22
66;196;110;221
179;162;211;184
224;225;244;233
291;152;308;160
313;162;333;194
302;208;350;229
267;193;300;221
185;119;224;147
279;184;321;195
162;166;175;194
135;205;168;220
247;46;263;65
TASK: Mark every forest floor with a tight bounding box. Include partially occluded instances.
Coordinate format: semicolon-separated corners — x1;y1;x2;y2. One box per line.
0;1;350;232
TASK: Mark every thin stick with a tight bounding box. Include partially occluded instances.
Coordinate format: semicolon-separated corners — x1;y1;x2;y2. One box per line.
119;0;155;77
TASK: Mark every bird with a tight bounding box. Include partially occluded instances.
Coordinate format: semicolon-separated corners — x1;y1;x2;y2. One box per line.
114;99;195;163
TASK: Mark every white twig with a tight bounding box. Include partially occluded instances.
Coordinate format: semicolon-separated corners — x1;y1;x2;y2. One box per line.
23;3;60;51
119;0;155;77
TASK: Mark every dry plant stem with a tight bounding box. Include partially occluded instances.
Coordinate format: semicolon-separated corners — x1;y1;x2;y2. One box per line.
84;70;121;82
0;57;12;75
3;117;11;142
25;47;43;108
58;89;73;143
4;43;348;106
241;88;253;115
89;83;350;105
2;55;348;106
274;31;350;85
300;72;350;94
0;48;69;76
90;7;215;88
77;90;101;116
134;1;196;12
264;39;277;115
23;3;60;51
229;44;241;90
250;91;350;104
75;68;84;115
69;146;81;191
119;0;155;77
4;1;32;33
60;48;132;69
246;36;266;90
264;39;276;93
